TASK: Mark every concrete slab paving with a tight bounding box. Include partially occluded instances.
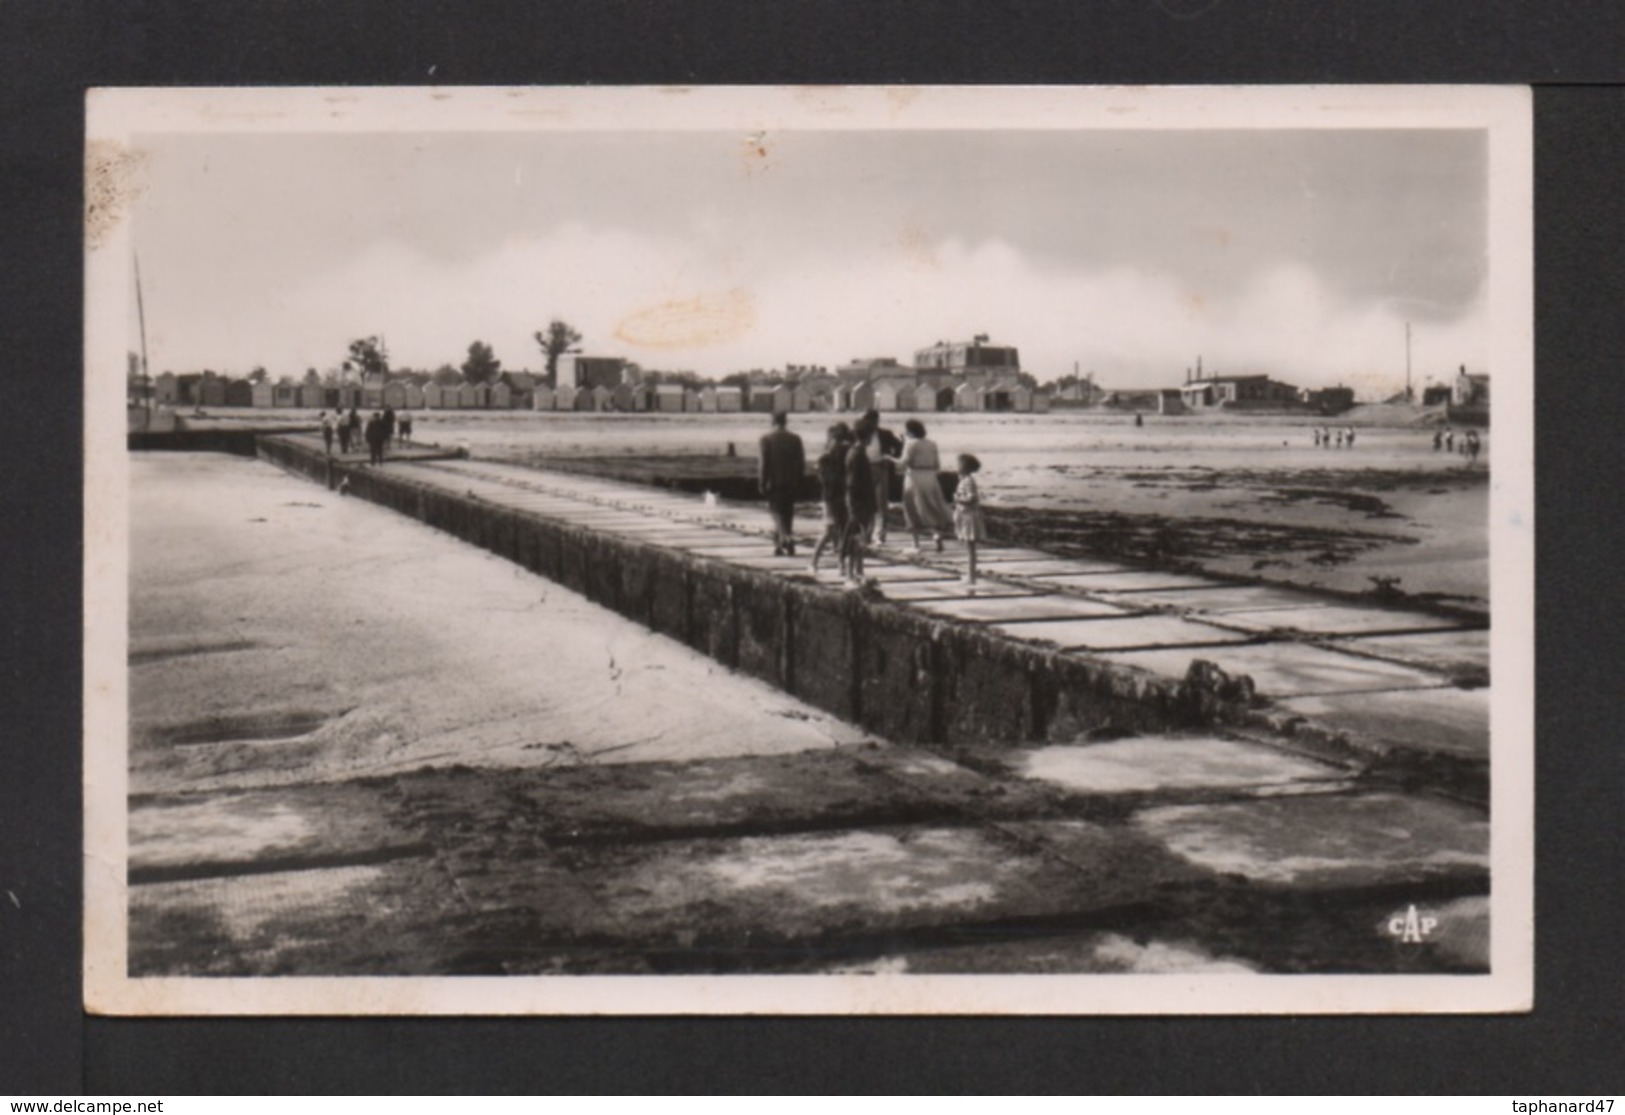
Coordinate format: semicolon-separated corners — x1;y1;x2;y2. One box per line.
971;548;1086;564
1332;629;1491;676
978;558;1132;577
1033;570;1227;592
822;931;1260;975
992;614;1247;651
1205;604;1467;637
1007;735;1346;796
129;782;420;879
874;579;1032;601
560;821;1190;944
128;858;466;976
1272;686;1489;760
1101;583;1331;614
1102;642;1449;698
1132;792;1488;890
861;563;969;583
912;595;1132;623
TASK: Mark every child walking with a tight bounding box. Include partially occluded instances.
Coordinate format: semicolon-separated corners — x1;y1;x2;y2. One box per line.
953;453;986;586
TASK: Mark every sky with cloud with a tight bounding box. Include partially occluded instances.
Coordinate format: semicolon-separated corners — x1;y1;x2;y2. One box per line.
129;125;1487;394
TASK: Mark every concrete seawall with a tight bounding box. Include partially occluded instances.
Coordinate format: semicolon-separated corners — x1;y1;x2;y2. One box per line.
256;434;1251;749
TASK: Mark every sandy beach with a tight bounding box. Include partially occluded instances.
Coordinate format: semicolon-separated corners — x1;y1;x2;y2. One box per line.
129;452;877;797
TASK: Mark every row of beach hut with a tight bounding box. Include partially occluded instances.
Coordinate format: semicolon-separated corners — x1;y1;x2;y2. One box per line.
158;373;1046;414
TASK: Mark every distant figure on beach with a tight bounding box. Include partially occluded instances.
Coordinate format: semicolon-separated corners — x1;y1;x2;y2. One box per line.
953;454;987;586
1346;427;1356;448
1335;429;1345;449
758;410;806;557
1134;413;1144;428
844;423;877;583
1465;428;1481;465
382;405;397;450
900;419;953;552
319;410;335;455
1433;429;1444;452
398;410;413;446
858;409;902;545
1313;428;1322;447
809;423;852;576
1321;426;1333;449
1446;429;1456;453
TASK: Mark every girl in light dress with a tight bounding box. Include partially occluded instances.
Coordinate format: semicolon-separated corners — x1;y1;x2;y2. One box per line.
952;453;986;585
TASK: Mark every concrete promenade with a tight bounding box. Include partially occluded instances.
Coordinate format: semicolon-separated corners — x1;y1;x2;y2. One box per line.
127;435;1493;977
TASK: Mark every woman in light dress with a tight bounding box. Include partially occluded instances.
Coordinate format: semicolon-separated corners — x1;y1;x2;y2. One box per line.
899;419;955;552
953;453;987;585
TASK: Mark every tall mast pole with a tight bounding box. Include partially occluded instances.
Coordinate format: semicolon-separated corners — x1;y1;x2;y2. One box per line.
135;252;152;418
1405;321;1412;403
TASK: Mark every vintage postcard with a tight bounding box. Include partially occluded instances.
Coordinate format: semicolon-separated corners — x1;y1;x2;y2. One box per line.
84;85;1532;1014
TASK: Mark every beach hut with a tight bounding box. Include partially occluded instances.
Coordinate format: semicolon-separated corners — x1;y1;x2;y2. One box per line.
404;383;425;409
872;379;912;411
298;382;324;409
457;382;485;409
849;381;876;413
421;382;445;409
361;384;384;409
489;381;513;410
590;385;615;411
198;378;227;407
273;380;300;408
610;384;636;411
382;381;408;410
1032;390;1052;414
654;384;686;413
895;383;920;412
683;387;703;412
696;386;718;413
250;381;275;408
154;372;178;405
953;382;984;413
531;384;557;411
335;384;360;409
715;386;744;413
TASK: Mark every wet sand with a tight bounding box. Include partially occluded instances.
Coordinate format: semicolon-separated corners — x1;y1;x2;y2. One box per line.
129;453;876;796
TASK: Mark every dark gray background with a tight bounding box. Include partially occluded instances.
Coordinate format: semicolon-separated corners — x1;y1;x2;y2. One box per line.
2;1;1621;1094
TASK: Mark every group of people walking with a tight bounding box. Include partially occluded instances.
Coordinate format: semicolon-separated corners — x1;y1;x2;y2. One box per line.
759;409;987;587
1313;426;1357;449
318;407;415;464
1433;426;1481;464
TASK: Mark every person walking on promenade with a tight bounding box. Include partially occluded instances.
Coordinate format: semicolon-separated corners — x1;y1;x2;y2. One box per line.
953;453;987;586
336;408;353;454
809;423;852;576
398;410;413;446
381;405;397;451
365;411;386;465
1465;428;1481;466
319;410;335;455
858;409;902;545
347;407;362;455
844;423;877;583
900;418;953;552
758;410;806;557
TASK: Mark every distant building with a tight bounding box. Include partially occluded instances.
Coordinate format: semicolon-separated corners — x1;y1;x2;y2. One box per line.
559;354;633;391
1301;385;1356;415
1179;374;1299;410
914;337;1020;387
835;357;905;384
1452;366;1489;408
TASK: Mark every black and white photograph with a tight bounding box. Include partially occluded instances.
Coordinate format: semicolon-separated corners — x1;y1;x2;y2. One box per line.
84;86;1532;1014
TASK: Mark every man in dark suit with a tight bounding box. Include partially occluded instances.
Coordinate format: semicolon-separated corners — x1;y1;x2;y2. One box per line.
758;411;806;556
